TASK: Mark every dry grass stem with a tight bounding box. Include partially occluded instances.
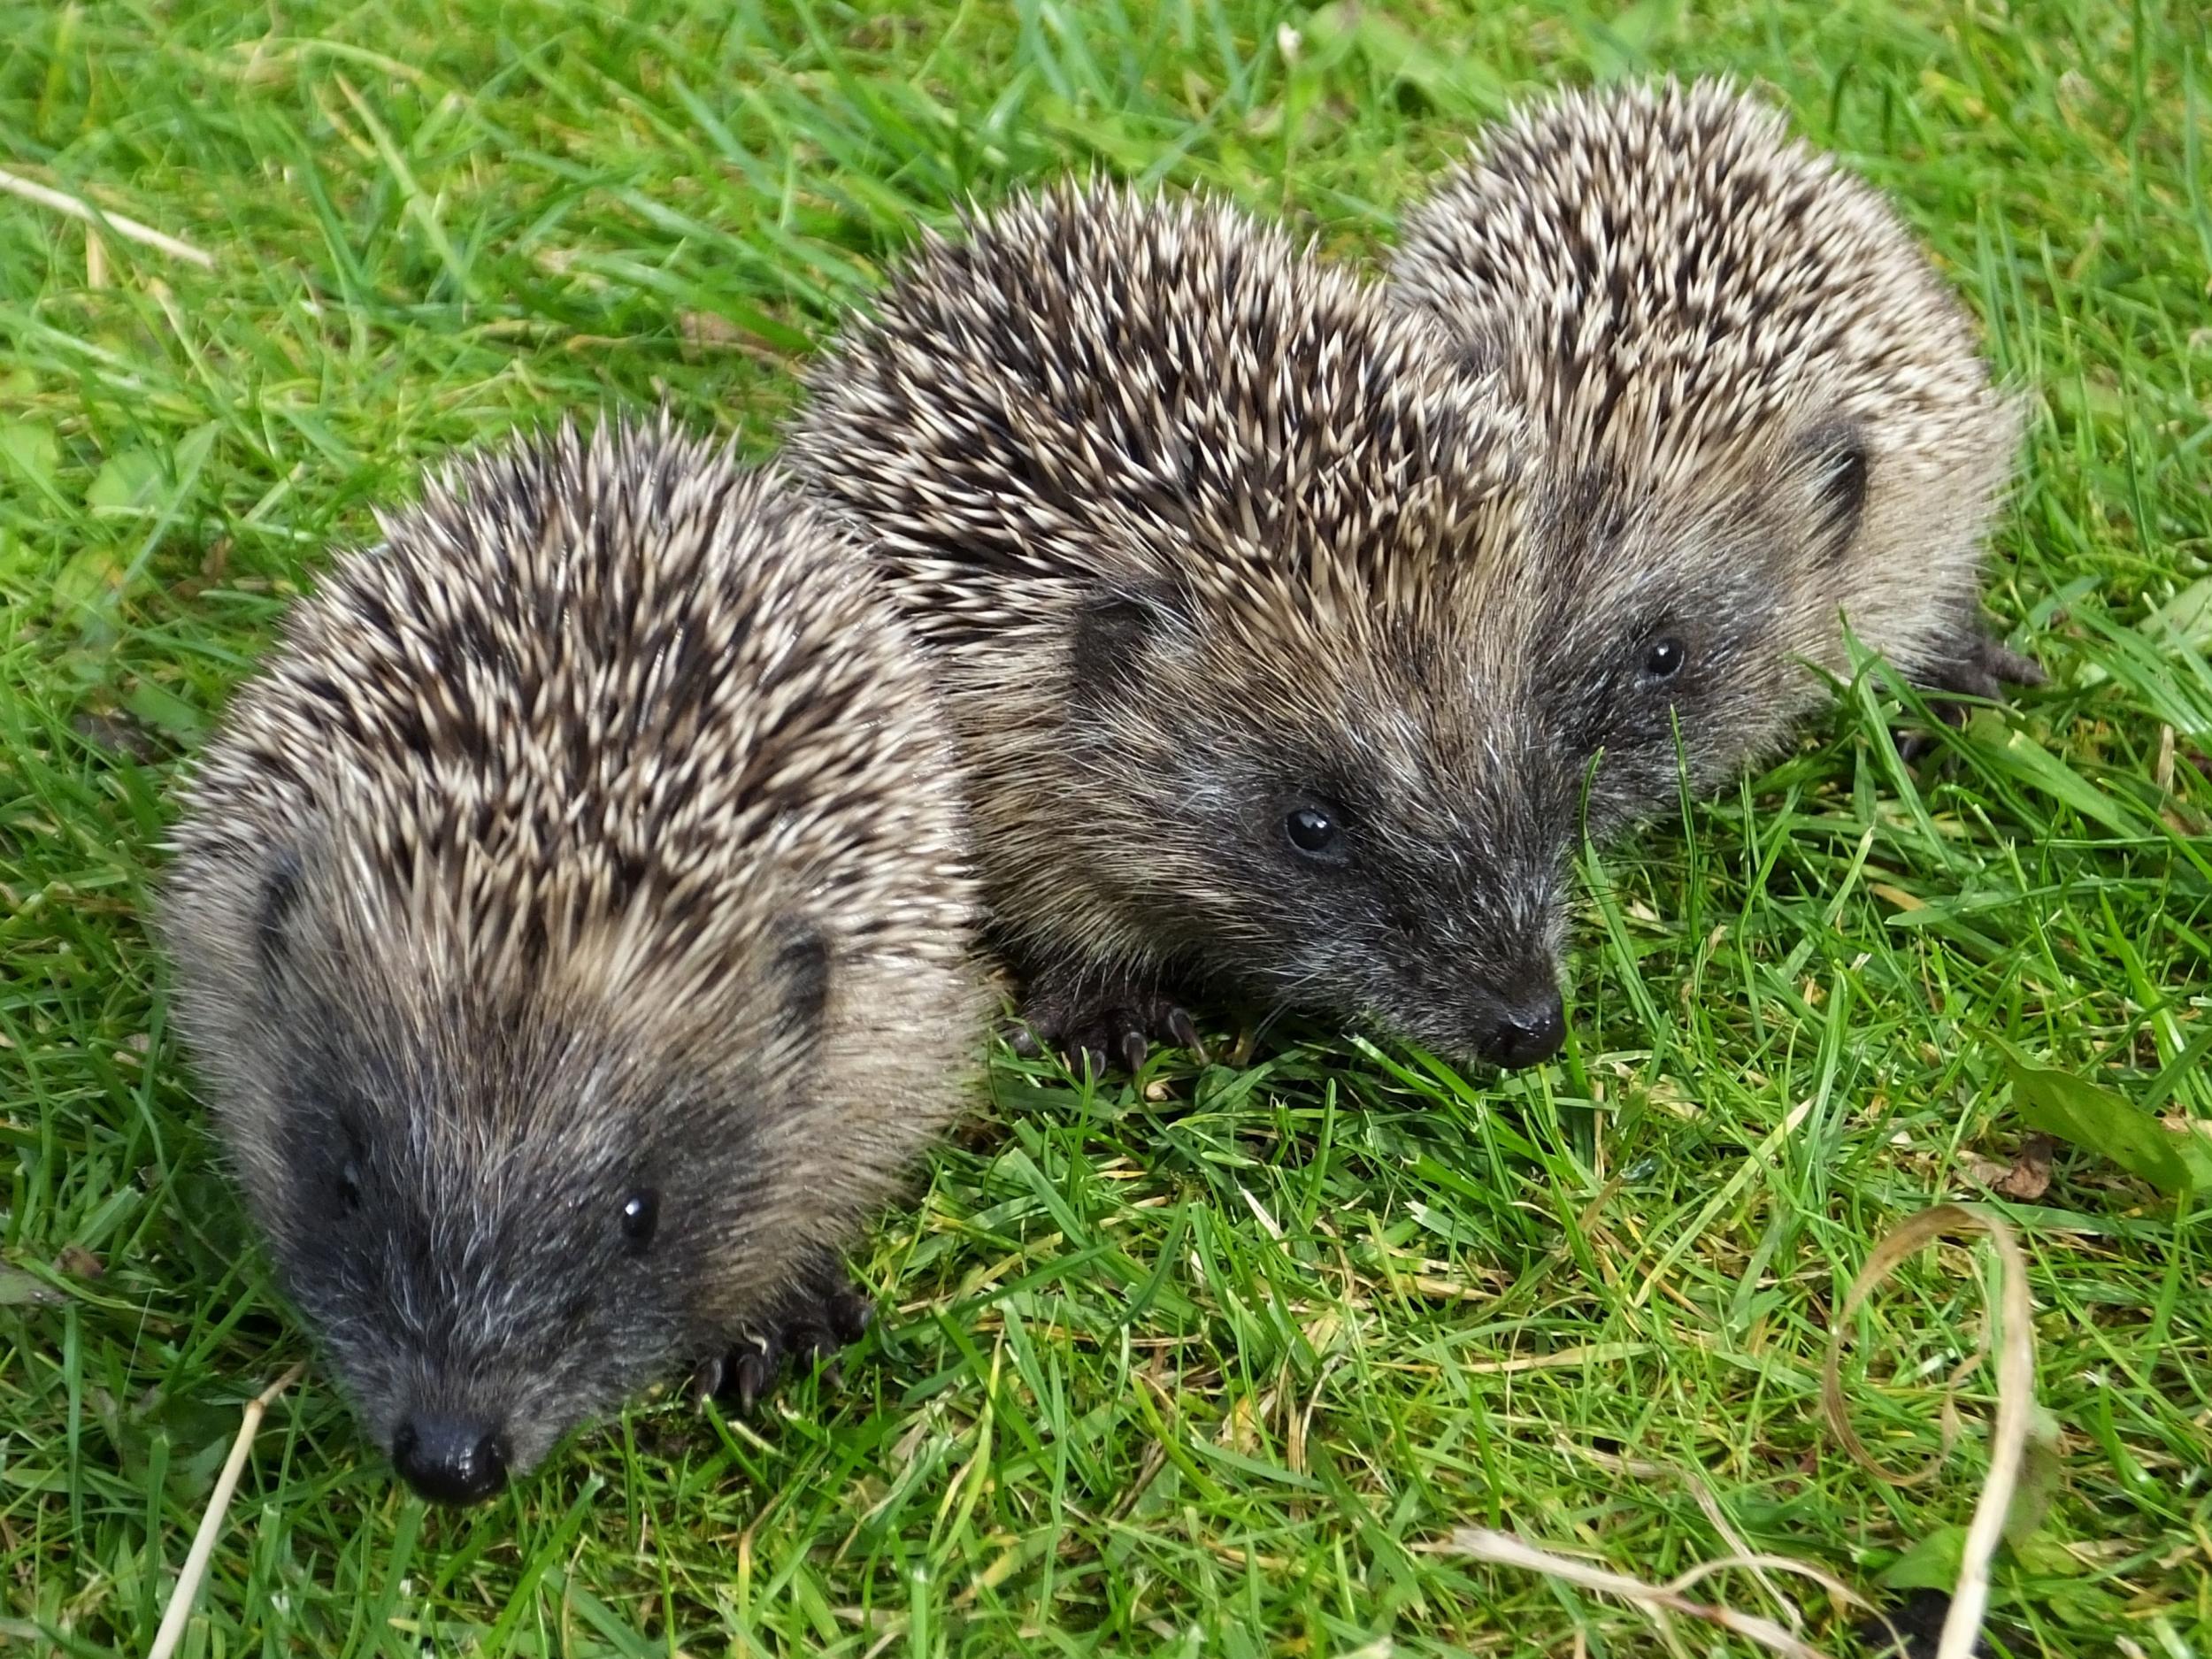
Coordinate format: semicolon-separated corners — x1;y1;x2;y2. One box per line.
1449;1204;2035;1659
1441;1527;1837;1659
1821;1204;2036;1659
0;164;214;267
146;1363;306;1659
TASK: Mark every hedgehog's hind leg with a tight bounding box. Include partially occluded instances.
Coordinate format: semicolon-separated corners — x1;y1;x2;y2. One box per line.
1006;959;1209;1078
695;1260;874;1412
1897;623;2046;761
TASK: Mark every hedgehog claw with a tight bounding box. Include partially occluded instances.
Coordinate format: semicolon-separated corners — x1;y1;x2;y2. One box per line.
1164;1006;1209;1065
1012;965;1208;1078
729;1340;778;1412
710;1268;875;1415
1118;1025;1149;1078
1980;638;2047;689
1893;726;1939;766
687;1354;726;1405
822;1281;874;1346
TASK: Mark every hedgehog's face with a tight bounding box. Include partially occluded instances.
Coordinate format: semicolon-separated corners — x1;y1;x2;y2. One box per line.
1516;426;1875;833
182;853;827;1506
1065;581;1574;1069
260;1038;710;1504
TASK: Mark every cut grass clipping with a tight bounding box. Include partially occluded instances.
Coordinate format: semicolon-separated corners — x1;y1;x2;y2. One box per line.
0;164;214;270
1458;1204;2039;1659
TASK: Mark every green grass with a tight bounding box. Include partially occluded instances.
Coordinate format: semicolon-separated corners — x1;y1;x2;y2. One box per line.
2;1;2208;1654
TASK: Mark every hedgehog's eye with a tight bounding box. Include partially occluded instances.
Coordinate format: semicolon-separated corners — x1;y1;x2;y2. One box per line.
1641;635;1687;681
1284;803;1345;861
619;1189;660;1254
337;1161;363;1213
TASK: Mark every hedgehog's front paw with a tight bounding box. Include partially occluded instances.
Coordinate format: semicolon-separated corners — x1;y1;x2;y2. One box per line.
695;1268;874;1412
1006;964;1208;1077
1899;625;2045;760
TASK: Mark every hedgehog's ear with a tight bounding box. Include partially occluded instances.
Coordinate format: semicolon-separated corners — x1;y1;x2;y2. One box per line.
1069;580;1193;704
1449;321;1505;383
1797;421;1870;564
256;851;304;981
770;918;832;1041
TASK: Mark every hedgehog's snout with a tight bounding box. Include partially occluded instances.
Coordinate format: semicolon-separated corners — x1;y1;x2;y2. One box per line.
391;1408;511;1506
1366;925;1567;1072
1470;980;1566;1069
1410;849;1571;1069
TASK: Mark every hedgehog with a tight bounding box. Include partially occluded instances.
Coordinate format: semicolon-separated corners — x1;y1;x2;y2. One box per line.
1387;75;2041;787
787;182;1591;1074
158;416;982;1506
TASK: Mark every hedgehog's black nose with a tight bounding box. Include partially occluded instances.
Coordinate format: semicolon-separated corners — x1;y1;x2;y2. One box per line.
1478;989;1565;1069
391;1411;510;1505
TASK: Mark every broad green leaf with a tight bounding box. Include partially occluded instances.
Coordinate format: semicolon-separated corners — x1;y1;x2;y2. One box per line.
1878;1525;1966;1591
1998;1042;2212;1196
2140;575;2212;649
0;1263;63;1306
86;448;165;514
1302;4;1505;115
123;677;206;740
0;419;63;505
1578;0;1685;80
52;544;127;615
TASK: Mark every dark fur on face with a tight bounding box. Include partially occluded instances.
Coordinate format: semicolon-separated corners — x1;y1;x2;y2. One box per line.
1045;419;1854;1056
161;419;980;1495
1517;426;1877;833
1058;577;1574;1059
241;890;828;1475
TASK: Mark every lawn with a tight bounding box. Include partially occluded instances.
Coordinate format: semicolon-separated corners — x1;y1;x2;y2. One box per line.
2;1;2208;1655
